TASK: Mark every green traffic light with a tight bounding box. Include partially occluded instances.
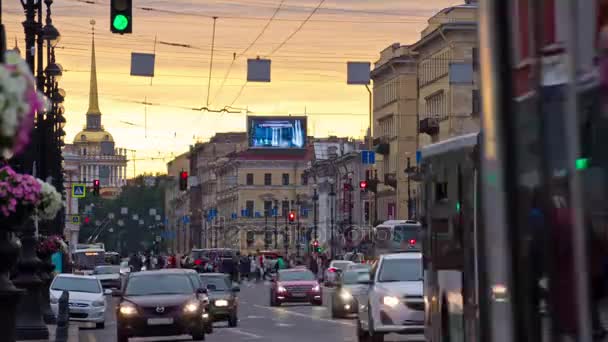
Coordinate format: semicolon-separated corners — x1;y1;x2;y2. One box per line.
456;202;461;212
112;14;129;31
576;158;589;170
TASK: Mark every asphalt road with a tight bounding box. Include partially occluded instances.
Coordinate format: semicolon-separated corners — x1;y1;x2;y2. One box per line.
78;279;423;342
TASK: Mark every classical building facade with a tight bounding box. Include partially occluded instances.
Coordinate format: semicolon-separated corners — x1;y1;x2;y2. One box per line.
63;30;128;247
165;152;190;254
371;43;419;221
415;1;480;144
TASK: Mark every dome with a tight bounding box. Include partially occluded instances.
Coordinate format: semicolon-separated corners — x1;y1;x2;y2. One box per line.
73;129;114;144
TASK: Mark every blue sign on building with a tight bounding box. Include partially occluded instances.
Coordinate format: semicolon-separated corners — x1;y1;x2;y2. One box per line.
361;150;376;165
182;215;190;224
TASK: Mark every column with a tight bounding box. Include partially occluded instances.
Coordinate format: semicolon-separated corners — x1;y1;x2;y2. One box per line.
95;165;99;181
111;166;115;186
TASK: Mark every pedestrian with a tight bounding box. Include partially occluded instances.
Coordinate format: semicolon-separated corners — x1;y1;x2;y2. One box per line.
239;254;250;283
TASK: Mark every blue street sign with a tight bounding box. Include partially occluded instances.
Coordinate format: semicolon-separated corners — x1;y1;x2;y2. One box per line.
255;211;261;218
361;150;376;165
272;208;278;217
231;213;237;219
72;184;86;198
182;215;190;224
416;150;421;164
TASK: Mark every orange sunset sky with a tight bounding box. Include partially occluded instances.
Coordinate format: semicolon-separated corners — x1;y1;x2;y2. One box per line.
2;0;462;175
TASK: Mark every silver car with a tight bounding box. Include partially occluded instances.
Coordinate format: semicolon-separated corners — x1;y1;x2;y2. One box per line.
50;274;110;329
356;252;424;342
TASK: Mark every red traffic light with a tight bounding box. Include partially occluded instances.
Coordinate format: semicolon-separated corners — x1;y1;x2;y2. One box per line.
288;211;296;222
84;217;90;224
93;179;100;186
180;171;188;179
359;180;368;189
312;239;319;247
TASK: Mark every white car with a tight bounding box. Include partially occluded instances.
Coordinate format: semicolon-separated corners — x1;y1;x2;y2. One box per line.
324;260;354;287
356;252;424;342
50;274;109;329
93;265;122;289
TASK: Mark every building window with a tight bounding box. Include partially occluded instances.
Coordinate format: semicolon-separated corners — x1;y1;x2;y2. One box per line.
264;173;272;185
246;200;254;218
246;173;254;185
282;173;290;186
301;174;308;185
264;201;273;216
282;200;290;217
425;91;446;121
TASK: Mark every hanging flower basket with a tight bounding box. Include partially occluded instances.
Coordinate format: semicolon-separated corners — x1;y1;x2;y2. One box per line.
0;165;41;226
36;235;63;257
35;179;63;221
0;51;48;160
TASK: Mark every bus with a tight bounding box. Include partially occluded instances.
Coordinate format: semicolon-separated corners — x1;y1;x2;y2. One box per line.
373;220;422;257
72;244;107;274
419;132;480;342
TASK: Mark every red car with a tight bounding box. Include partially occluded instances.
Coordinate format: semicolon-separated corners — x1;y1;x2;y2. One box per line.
270;269;322;306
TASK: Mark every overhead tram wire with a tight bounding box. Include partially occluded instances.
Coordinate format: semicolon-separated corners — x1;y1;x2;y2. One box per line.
210;0;286;106
229;0;326;107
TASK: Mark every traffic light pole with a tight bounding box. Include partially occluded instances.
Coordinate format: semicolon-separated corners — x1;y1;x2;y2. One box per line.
264;210;269;250
273;201;278;250
407;157;412;219
329;182;336;259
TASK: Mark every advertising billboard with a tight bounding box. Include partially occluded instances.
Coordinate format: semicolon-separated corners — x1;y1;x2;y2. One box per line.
247;116;307;149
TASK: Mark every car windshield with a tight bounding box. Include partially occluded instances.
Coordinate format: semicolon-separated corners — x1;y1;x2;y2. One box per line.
342;270;368;284
93;265;120;274
200;276;231;291
331;261;352;270
125;274;194;296
393;225;420;242
378;258;422;282
51;277;101;293
279;270;316;281
348;264;370;271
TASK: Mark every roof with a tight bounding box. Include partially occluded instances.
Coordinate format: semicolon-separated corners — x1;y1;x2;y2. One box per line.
130;269;196;277
73;129;114;144
382;252;423;260
420;132;478;159
199;273;229;278
56;273;98;280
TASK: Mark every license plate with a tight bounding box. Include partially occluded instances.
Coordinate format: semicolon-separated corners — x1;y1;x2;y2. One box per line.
292;293;306;298
147;318;173;325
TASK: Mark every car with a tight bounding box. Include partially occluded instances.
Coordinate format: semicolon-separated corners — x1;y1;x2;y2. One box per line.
50;274;109;329
347;263;372;272
115;269;210;342
270;269;322;306
92;265;122;289
200;273;239;327
324;260;354;287
186;270;213;334
356;252;424;342
331;269;370;318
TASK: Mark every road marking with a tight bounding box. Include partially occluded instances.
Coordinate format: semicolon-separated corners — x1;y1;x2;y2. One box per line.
226;328;263;339
276;322;294;327
253;304;355;327
246;315;265;319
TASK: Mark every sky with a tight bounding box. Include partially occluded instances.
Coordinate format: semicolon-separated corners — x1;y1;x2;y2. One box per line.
2;0;462;175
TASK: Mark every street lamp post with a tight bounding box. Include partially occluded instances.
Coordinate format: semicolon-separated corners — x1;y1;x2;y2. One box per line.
264;209;269;249
329;179;336;259
273;200;278;249
312;184;319;247
296;195;301;257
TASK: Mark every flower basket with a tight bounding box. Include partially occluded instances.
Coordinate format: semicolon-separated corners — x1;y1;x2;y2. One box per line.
36;235;62;258
35;179;63;221
0;165;41;228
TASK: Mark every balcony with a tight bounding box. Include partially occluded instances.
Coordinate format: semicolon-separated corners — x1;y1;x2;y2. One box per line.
419;117;439;136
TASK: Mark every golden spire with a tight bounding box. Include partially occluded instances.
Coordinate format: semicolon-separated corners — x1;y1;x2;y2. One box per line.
87;19;101;116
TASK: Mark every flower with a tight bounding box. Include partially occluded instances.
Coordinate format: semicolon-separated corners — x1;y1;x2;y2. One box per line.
37;235;63;256
0;165;41;218
0;51;48;159
35;179;63;221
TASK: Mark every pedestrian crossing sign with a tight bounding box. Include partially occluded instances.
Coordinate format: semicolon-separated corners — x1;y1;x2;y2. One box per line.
70;215;81;224
72;184;86;198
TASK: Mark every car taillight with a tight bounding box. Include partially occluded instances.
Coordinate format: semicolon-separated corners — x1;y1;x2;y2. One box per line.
194;259;202;265
328;267;337;273
409;239;416;245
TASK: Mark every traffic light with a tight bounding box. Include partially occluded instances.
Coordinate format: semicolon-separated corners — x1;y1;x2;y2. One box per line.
111;0;132;34
84;217;90;224
179;171;188;191
359;180;368;191
93;179;100;196
288;211;296;223
312;239;321;253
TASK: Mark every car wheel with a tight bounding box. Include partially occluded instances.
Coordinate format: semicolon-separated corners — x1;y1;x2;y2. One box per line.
205;320;213;334
96;322;105;329
228;312;238;327
191;327;205;341
356;318;369;342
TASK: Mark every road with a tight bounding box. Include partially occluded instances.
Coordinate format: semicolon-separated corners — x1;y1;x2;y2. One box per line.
78;279;423;342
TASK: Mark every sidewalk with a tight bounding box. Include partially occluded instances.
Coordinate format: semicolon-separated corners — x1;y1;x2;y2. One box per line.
16;324;79;342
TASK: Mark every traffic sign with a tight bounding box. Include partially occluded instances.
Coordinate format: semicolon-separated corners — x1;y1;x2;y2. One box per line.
361;150;375;165
70;215;81;224
72;184;86;198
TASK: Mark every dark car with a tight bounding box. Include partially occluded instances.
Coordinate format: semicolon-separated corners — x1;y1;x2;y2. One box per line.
199;273;239;327
331;269;370;318
270;269;322;306
115;269;209;342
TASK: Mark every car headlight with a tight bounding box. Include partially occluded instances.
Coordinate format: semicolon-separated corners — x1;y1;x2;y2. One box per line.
119;302;137;316
339;290;353;301
183;300;201;313
277;286;287;293
312;285;320;292
91;299;105;307
214;299;229;307
382;296;400;307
